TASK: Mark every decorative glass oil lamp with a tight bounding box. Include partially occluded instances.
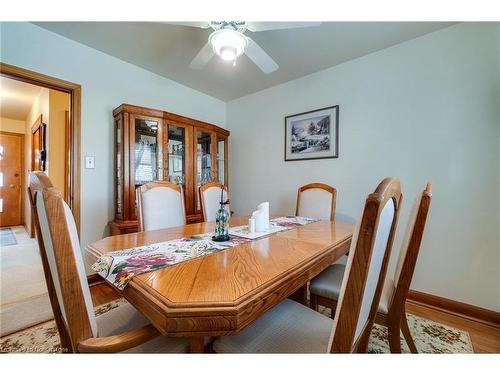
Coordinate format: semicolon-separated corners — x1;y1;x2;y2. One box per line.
212;185;230;242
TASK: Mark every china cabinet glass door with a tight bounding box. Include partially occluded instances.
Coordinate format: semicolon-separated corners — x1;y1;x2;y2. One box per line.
195;129;214;211
131;115;162;220
167;125;186;186
115;115;123;219
216;135;228;185
134;118;160;185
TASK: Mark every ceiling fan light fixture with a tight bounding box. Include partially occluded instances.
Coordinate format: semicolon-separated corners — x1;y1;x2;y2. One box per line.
209;29;247;61
220;46;237;61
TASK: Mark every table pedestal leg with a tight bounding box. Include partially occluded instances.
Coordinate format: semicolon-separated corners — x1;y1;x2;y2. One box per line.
190;337;205;353
289;284;308;306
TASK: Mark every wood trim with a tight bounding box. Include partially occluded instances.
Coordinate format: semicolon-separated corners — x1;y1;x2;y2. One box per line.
31;114;46;172
64;110;70;202
136;181;187;232
295;182;337;221
1;62;81;236
407;290;500;328
30;116;46;237
30;114;44;132
113;103;229;136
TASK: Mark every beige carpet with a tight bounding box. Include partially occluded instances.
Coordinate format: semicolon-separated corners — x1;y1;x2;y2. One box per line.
0;226;53;336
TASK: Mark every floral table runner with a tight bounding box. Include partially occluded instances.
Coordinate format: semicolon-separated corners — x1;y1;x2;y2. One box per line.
92;216;318;290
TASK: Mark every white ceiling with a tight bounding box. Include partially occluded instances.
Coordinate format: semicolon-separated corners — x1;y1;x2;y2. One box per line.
34;22;455;101
0;77;42;120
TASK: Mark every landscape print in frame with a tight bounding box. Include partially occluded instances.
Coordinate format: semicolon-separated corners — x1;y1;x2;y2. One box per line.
285;105;339;161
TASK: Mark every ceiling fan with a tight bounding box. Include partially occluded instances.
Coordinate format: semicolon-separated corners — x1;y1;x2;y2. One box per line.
169;21;322;74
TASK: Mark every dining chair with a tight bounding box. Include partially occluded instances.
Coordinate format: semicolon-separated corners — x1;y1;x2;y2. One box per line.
137;181;186;231
28;172;189;353
296;183;336;221
309;182;432;353
199;181;230;222
213;177;402;353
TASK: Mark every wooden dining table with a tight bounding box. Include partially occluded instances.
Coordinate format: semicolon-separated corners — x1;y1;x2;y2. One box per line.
86;216;354;352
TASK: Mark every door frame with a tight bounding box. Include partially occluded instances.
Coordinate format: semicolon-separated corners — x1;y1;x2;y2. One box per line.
0;62;82;234
0;131;25;227
31;114;46;173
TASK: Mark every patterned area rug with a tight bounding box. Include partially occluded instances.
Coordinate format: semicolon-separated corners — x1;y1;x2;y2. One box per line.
0;299;474;353
317;306;474;353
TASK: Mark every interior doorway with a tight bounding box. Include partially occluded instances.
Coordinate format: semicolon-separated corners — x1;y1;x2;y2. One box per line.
0;63;81;235
0;132;24;227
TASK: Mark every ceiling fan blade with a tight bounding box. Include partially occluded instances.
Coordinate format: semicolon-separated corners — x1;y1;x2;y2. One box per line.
245;22;321;32
163;21;211;29
245;37;278;74
189;42;215;70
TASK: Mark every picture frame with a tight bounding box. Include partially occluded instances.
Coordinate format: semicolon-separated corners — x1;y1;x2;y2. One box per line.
284;105;339;161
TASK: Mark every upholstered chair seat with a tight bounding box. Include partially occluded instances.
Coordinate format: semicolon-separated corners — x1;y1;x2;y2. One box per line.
214;299;333;353
96;302;189;353
310;264;395;314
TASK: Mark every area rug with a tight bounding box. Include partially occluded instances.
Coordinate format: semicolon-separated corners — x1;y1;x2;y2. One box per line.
0;228;17;246
317;305;474;353
0;298;474;353
0;227;53;336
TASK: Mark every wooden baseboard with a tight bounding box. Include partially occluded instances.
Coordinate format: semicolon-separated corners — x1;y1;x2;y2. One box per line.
87;273;105;286
407;289;500;328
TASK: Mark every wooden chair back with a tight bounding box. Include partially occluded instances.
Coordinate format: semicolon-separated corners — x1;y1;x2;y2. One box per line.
27;172;71;350
137;181;186;231
388;182;432;317
199;181;230;222
329;177;402;353
28;172;96;352
295;183;336;221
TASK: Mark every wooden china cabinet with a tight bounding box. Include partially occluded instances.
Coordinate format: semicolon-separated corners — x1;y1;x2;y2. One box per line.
109;104;229;235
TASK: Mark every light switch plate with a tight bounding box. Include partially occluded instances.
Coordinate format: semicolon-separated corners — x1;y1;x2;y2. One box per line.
85;156;95;169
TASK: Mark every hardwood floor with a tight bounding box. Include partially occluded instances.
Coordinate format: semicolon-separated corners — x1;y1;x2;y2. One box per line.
90;282;500;353
90;281;120;306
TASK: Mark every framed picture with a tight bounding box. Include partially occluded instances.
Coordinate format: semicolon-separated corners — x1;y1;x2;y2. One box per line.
284;105;339;161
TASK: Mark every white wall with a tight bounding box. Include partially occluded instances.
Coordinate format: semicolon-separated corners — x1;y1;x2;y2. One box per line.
0;22;226;260
0;117;25;133
226;23;500;311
